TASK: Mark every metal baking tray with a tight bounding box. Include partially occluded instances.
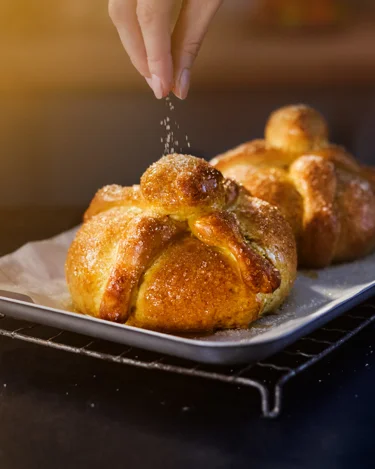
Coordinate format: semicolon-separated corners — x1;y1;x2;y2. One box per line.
0;228;374;365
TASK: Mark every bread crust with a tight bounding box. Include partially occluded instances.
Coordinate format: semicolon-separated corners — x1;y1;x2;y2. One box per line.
66;154;297;332
212;105;375;268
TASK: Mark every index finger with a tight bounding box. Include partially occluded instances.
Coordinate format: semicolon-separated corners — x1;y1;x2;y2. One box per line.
136;0;175;99
109;0;150;79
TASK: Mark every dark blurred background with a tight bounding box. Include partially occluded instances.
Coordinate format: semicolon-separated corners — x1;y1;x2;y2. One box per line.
1;0;375;207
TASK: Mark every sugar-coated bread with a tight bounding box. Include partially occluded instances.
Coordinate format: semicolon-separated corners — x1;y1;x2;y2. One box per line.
211;105;375;268
66;154;297;332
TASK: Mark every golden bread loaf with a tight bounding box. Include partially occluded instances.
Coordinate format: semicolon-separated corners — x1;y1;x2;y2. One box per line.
66;154;297;332
211;105;375;268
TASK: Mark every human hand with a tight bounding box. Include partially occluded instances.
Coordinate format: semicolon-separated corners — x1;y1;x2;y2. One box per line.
109;0;223;100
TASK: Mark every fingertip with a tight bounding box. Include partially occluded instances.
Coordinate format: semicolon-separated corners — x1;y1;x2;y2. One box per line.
145;74;173;99
145;76;153;91
173;68;191;100
150;74;172;99
172;87;184;100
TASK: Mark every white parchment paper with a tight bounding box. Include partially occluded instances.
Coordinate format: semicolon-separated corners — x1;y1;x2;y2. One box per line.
0;228;374;343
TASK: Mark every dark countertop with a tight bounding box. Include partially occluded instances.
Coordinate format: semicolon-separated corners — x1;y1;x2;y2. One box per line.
0;208;375;469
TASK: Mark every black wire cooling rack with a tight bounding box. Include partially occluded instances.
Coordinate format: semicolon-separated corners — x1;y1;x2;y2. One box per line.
0;300;374;418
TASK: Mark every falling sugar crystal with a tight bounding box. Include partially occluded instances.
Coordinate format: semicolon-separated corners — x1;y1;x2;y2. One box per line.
160;96;192;155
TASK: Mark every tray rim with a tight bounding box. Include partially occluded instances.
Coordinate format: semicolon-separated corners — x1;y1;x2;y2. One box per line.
0;281;374;350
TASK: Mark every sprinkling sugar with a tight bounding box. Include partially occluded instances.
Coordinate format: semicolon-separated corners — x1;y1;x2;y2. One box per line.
160;96;192;155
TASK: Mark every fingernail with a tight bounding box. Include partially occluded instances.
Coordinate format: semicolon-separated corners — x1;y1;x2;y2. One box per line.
151;74;163;99
175;69;190;100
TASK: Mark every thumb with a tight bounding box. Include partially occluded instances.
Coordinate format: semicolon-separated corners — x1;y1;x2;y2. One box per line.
172;0;223;100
